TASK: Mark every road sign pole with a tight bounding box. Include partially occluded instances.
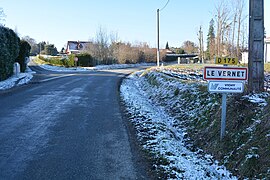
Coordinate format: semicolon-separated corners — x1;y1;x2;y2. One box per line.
220;93;227;140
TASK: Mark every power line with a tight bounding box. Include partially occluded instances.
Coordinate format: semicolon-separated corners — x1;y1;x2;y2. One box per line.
160;0;170;12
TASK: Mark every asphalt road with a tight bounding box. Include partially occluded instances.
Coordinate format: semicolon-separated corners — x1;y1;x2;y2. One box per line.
0;66;149;179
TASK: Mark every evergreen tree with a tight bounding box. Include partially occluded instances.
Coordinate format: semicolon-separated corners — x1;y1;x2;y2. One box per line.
16;40;31;72
206;19;215;60
44;44;58;56
165;42;169;50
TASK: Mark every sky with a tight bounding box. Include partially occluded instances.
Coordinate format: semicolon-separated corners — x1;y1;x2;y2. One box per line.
0;0;269;51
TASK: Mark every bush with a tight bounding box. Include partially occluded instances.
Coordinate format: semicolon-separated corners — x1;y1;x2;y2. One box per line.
16;40;31;72
0;26;20;80
76;53;95;67
64;54;75;67
38;54;75;67
38;53;97;67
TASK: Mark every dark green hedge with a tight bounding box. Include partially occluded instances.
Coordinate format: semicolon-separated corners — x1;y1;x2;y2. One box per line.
38;55;75;67
38;53;95;67
0;26;20;81
16;40;31;72
76;53;95;67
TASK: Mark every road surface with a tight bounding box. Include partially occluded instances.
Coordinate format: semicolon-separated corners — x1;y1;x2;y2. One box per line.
0;65;149;179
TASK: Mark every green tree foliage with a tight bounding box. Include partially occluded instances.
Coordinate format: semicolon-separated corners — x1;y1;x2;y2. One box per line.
38;41;46;54
16;40;31;72
76;53;95;67
0;26;20;80
206;19;215;60
44;44;58;56
60;47;65;54
165;42;169;50
175;48;185;54
38;54;95;68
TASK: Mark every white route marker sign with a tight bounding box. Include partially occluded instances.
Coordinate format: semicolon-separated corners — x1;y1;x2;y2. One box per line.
203;66;248;81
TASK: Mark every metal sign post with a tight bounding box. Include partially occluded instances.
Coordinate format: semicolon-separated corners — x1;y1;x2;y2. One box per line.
203;61;248;140
221;93;227;140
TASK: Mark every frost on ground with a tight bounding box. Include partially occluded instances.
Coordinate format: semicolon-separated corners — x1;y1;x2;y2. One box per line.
121;66;270;179
38;63;154;72
120;70;236;179
0;67;34;90
0;62;153;90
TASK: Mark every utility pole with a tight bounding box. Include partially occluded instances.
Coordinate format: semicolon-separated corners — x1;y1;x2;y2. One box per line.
156;0;170;67
157;9;160;67
248;0;264;92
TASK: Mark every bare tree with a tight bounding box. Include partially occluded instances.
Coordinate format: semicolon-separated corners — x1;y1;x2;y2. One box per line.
181;40;198;54
109;31;119;63
22;36;39;55
230;1;238;56
214;0;230;56
95;26;110;64
235;0;246;58
0;8;5;25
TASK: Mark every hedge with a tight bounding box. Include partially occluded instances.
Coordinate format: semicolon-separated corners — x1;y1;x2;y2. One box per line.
0;26;20;81
38;53;95;67
16;40;31;72
76;53;95;67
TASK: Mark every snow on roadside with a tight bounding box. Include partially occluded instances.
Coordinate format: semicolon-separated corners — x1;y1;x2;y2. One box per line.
0;62;154;90
39;63;155;72
0;67;34;90
120;71;236;179
38;64;90;72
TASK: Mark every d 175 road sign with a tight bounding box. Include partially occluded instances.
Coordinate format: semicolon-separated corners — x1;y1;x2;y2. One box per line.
215;57;238;65
203;66;248;81
208;81;244;93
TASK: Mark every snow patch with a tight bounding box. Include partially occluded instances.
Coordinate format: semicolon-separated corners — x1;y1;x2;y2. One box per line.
242;93;270;106
39;63;155;72
0;73;33;90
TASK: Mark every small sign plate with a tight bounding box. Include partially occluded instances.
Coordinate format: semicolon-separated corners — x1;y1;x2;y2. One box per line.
208;81;244;93
215;57;238;65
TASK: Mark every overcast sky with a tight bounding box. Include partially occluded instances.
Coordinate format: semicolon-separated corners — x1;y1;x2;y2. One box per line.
1;0;269;50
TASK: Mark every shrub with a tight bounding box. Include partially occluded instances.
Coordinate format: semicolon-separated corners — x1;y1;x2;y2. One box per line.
38;53;96;67
16;40;31;72
76;53;95;67
64;54;75;67
0;26;20;80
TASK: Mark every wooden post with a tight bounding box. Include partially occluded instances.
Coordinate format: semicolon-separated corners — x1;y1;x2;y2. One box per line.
248;0;264;92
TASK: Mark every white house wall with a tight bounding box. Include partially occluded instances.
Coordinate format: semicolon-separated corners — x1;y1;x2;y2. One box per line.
265;37;270;63
241;37;270;64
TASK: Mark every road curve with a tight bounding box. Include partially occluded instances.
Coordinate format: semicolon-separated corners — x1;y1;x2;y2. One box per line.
0;67;149;179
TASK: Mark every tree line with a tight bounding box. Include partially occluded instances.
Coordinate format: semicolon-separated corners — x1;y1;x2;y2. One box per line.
202;0;248;62
83;27;160;65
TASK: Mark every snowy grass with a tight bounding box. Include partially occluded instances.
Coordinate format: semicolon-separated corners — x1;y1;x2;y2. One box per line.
121;67;270;179
121;71;236;179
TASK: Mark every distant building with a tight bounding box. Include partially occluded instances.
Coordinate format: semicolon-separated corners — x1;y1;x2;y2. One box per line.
165;53;199;63
241;37;270;64
265;37;270;63
242;51;249;64
66;41;91;54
